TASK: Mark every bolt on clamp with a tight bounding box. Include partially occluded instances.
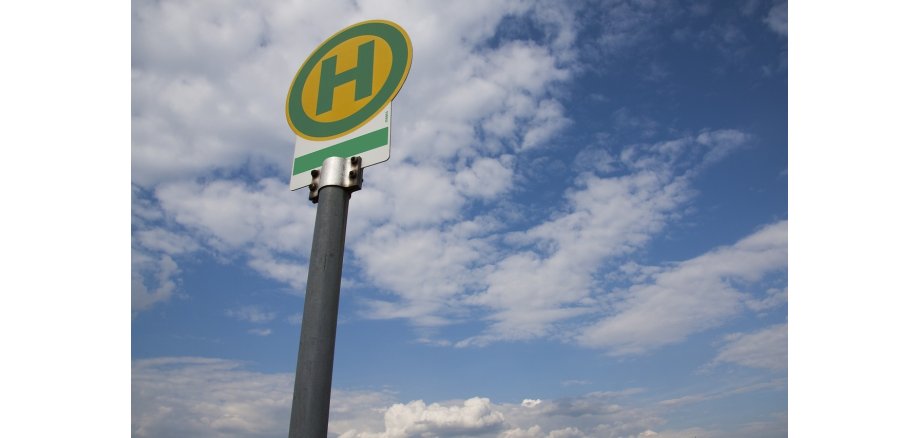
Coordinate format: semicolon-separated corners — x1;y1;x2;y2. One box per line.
308;156;363;203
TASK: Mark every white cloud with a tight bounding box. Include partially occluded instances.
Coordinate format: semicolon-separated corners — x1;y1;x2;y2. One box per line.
132;0;580;312
336;393;660;438
131;177;317;311
132;0;575;187
712;323;788;371
695;129;752;167
390;27;572;163
454;156;515;200
132;185;191;311
353;217;499;327
744;286;787;312
153;178;314;290
340;397;506;438
501;426;545;438
549;428;588;438
328;389;400;436
133;357;784;437
155;178;312;253
132;357;292;438
522;399;542;408
226;305;277;323
765;1;788;36
363;164;467;228
618;129;750;175
494;392;665;438
460;131;747;345
247;328;272;336
132;357;401;438
332;2;580;330
131;1;775;368
633;427;718;438
132;250;180;311
128;1;790;434
658;378;785;408
131;0;362;187
346;127;752;346
134;228;200;255
579;221;788;355
245;247;309;290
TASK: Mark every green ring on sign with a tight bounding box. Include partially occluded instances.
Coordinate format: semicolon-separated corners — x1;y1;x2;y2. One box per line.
286;20;411;140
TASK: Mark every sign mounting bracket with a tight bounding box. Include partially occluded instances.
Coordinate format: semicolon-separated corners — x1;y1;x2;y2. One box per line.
308;156;363;203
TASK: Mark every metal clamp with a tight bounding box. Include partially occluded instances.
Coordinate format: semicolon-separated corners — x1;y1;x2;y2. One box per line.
308;156;363;203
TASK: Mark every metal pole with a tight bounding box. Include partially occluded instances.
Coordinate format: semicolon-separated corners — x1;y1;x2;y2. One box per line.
289;156;361;438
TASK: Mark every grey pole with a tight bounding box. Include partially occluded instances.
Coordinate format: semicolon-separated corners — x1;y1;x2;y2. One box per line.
289;157;362;438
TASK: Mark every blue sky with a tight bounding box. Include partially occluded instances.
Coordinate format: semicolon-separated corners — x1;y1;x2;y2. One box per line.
129;1;789;436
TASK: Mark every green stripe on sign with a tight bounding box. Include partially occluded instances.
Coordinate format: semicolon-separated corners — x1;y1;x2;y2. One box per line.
292;127;388;175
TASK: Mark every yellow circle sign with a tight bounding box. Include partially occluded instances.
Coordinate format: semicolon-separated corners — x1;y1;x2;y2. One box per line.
286;20;412;141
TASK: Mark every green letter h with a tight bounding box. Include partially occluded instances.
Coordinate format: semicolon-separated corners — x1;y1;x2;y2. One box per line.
316;40;375;115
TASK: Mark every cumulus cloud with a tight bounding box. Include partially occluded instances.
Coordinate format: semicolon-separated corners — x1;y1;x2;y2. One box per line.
454;156;515;200
130;2;788;436
132;357;397;438
131;0;360;186
579;221;788;355
712;323;788;371
336;393;662;438
340;397;506;438
522;399;542;408
133;357;784;437
354;219;494;326
132;0;578;312
133;0;574;188
131;0;776;367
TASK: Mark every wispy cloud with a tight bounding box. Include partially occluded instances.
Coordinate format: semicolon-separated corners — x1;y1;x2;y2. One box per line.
658;378;786;408
764;1;788;36
711;323;788;371
226;305;277;324
132;250;180;312
579;220;787;356
247;328;272;336
285;313;303;325
456;130;751;346
132;357;291;438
